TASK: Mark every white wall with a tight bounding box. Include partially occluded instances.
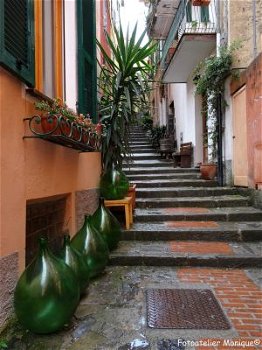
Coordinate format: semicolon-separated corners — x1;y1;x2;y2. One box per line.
64;0;77;111
169;80;203;166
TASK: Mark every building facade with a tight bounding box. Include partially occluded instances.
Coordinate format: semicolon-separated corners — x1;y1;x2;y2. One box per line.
0;0;113;329
146;0;261;191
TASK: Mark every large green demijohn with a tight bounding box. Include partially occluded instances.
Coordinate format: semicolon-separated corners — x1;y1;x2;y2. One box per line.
14;237;80;334
60;235;89;294
71;215;109;279
91;197;122;250
100;167;129;200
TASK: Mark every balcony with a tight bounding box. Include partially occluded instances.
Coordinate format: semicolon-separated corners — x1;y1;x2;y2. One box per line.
147;0;181;39
160;0;217;83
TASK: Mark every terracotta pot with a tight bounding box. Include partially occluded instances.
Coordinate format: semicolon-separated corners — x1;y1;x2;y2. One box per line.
41;114;61;135
192;0;210;6
200;163;217;180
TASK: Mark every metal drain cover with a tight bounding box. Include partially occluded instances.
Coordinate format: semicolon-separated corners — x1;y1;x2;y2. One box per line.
146;289;231;330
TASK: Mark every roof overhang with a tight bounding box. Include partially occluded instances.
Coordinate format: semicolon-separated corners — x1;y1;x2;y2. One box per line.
162;34;216;83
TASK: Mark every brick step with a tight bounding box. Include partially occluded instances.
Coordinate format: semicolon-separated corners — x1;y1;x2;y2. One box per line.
134;206;262;222
123;167;199;175
136;187;247;196
136;196;249;208
109;241;262;268
134;179;217;188
121;221;262;242
127;173;201;180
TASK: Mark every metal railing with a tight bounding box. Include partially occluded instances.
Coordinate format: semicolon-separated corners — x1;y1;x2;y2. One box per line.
159;0;217;68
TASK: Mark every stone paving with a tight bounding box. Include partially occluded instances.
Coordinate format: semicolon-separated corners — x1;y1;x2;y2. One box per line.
2;266;261;350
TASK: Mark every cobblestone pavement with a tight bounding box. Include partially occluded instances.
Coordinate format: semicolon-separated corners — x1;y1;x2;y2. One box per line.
2;266;261;350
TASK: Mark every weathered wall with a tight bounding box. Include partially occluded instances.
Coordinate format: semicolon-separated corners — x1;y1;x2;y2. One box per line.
230;53;262;189
228;0;262;68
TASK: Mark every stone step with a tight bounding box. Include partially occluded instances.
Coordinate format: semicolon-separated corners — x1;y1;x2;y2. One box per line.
130;148;156;153
136;187;244;196
134;179;217;188
123;167;199;174
129;141;151;145
134;206;262;222
109;241;262;268
121;221;262;242
136;195;249;208
127;173;201;180
130;153;162;160
123;160;176;168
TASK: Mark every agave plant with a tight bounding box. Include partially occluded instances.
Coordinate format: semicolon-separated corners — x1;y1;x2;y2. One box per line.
97;24;156;172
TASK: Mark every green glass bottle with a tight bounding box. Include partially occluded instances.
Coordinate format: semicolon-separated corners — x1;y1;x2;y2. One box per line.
71;215;109;279
60;235;89;294
91;197;122;250
100;167;129;200
14;237;80;334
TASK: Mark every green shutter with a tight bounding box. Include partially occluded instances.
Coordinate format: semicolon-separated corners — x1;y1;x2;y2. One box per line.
77;0;97;120
0;0;35;86
186;2;192;22
201;5;209;23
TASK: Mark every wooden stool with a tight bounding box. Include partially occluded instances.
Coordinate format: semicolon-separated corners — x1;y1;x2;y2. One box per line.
127;184;136;209
104;196;133;229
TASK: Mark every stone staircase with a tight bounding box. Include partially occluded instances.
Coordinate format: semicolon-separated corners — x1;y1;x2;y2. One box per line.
110;126;262;268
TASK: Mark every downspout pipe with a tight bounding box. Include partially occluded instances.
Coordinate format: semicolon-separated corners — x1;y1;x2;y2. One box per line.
216;0;223;186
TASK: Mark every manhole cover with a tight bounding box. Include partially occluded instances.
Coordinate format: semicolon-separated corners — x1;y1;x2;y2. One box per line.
146;289;231;330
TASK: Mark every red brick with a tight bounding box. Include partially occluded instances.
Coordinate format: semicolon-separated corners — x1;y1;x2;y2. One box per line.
166;221;219;228
170;241;234;255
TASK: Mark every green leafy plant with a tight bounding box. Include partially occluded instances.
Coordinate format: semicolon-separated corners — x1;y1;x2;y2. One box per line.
97;24;156;171
193;42;240;114
151;125;166;148
193;42;240;162
0;339;8;349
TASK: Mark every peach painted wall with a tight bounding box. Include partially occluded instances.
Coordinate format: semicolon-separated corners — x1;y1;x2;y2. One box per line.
0;68;101;270
246;53;262;189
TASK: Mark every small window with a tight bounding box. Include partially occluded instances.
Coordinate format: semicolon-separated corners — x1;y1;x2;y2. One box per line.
34;0;64;99
0;0;35;86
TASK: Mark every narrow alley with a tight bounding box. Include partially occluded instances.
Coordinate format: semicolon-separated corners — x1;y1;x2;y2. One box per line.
3;126;262;350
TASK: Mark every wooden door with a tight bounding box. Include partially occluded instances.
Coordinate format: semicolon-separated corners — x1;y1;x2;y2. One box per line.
232;86;248;186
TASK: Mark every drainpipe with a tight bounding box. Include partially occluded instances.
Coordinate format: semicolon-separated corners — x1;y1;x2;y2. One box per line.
217;94;223;186
252;0;257;58
215;0;223;186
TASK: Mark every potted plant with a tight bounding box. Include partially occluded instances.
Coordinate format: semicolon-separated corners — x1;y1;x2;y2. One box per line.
97;24;156;199
192;43;240;180
192;0;210;6
34;98;102;146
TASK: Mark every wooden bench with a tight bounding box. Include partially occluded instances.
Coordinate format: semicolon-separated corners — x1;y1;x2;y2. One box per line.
104;196;133;229
173;142;193;168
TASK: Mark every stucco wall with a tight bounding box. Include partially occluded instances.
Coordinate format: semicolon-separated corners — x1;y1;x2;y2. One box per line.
228;0;262;68
0;68;101;329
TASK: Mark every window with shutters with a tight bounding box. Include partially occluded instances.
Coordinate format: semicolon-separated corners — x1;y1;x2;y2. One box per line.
34;0;63;99
77;0;97;119
201;5;209;23
0;0;35;86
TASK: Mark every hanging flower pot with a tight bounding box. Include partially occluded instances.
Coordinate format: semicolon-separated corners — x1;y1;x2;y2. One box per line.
14;237;80;334
100;167;129;200
41;114;61;135
91;197;122;250
71;215;109;279
192;0;210;6
60;235;90;294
